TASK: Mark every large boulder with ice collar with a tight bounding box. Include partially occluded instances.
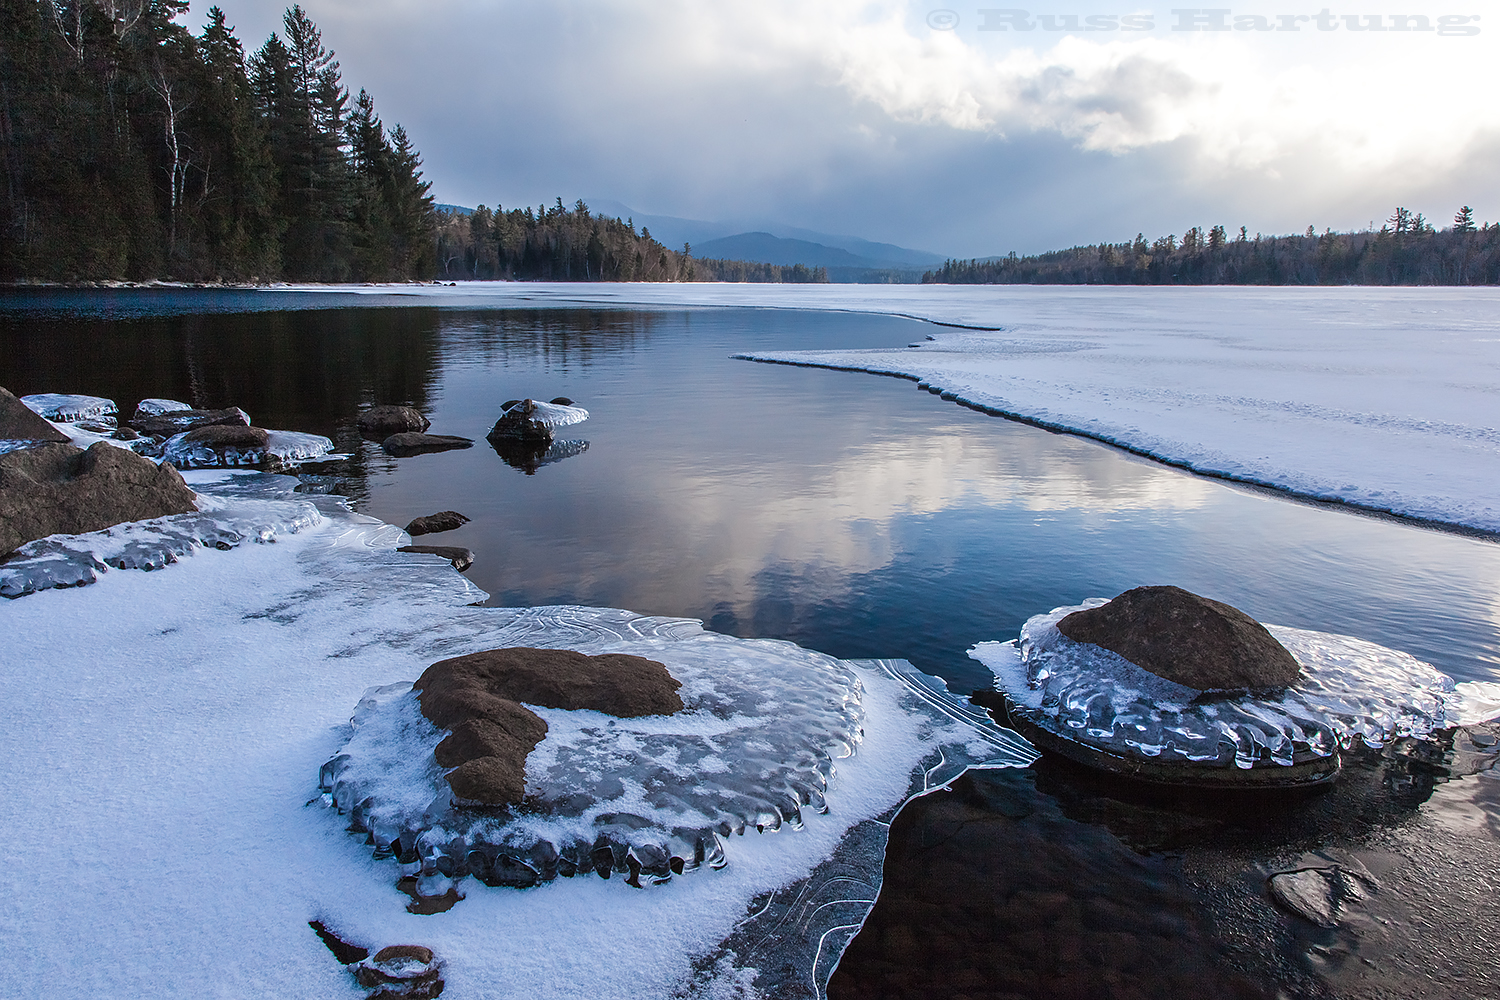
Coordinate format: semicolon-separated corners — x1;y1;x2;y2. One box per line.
0;441;198;556
415;647;684;805
1057;585;1301;695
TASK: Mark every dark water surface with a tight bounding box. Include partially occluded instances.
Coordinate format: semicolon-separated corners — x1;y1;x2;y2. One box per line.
3;289;1499;695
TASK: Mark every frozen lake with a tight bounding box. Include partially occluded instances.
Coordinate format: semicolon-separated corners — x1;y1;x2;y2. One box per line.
3;286;1498;690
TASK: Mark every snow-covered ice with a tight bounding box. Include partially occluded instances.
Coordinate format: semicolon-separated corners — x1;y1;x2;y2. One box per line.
269;283;1500;533
0;470;1034;999
973;602;1500;770
134;397;192;416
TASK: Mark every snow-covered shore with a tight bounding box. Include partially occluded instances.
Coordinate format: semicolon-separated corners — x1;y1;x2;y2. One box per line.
0;471;1031;999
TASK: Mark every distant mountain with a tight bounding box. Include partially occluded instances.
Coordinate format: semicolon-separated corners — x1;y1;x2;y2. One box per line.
584;199;946;269
436;203;474;216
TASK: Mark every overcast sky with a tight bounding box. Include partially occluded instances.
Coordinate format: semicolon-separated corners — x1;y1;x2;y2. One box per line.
187;1;1498;257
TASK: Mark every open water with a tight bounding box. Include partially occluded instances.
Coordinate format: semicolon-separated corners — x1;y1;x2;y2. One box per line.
3;288;1499;694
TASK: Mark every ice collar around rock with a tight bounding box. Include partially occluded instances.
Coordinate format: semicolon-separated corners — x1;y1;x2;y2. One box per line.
319;626;868;889
973;599;1500;780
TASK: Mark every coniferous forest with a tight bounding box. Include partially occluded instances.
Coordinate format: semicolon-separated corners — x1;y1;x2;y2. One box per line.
926;210;1500;286
0;2;825;284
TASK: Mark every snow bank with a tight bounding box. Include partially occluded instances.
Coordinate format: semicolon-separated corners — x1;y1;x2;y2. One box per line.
0;471;1034;999
273;283;1500;534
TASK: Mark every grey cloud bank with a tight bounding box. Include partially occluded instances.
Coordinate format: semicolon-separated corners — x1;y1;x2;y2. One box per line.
191;1;1497;258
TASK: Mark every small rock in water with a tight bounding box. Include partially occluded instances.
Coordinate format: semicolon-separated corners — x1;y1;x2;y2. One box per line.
0;387;71;446
381;433;473;457
1268;865;1375;929
404;511;469;536
357;405;430;437
548;396;574;406
486;399;588;443
397;545;474;572
1057;585;1301;694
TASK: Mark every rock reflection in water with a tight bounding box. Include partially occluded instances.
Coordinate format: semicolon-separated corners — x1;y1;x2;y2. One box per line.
488;436;589;475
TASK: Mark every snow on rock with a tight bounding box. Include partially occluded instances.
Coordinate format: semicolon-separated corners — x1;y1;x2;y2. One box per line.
0;470;1036;999
266;429;336;464
973;601;1500;773
134;397;192;417
487;399;588;442
21;392;117;423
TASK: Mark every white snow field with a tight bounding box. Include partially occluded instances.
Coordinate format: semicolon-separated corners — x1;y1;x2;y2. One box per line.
292;283;1500;533
0;471;1033;1000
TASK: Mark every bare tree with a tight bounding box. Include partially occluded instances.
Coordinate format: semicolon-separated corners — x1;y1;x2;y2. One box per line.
150;61;192;258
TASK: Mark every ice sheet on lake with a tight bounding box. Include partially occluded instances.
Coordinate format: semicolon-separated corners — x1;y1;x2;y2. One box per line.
253;284;1500;533
973;601;1500;769
0;470;1036;1000
22;392;117;422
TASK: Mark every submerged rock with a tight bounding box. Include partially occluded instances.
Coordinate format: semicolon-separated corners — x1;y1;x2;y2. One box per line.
0;441;198;556
414;647;683;805
0;387;71;446
357;405;430;437
404;511;469;536
1268;865;1375;929
381;433;473;457
1058;586;1302;695
486;399;588;443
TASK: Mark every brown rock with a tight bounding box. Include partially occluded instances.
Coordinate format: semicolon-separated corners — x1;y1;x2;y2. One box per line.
0;442;198;556
414;647;683;805
397;545;475;572
0;387;70;445
129;406;250;437
404;511;469;536
180;424;269;449
1057;585;1301;694
486;400;555;443
381;433;473;457
357;405;430;437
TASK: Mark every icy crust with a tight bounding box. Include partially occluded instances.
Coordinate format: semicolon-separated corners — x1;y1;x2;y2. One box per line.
0;491;322;598
508;400;588;430
135;398;191;416
972;601;1494;770
320;626;869;887
21;393;117;422
159;428;335;468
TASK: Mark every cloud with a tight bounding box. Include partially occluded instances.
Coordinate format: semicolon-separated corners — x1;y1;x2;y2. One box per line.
188;1;1500;254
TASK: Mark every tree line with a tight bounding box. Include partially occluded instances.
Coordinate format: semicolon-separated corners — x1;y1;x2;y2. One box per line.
0;2;825;285
434;201;826;283
1;2;438;282
925;208;1500;286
